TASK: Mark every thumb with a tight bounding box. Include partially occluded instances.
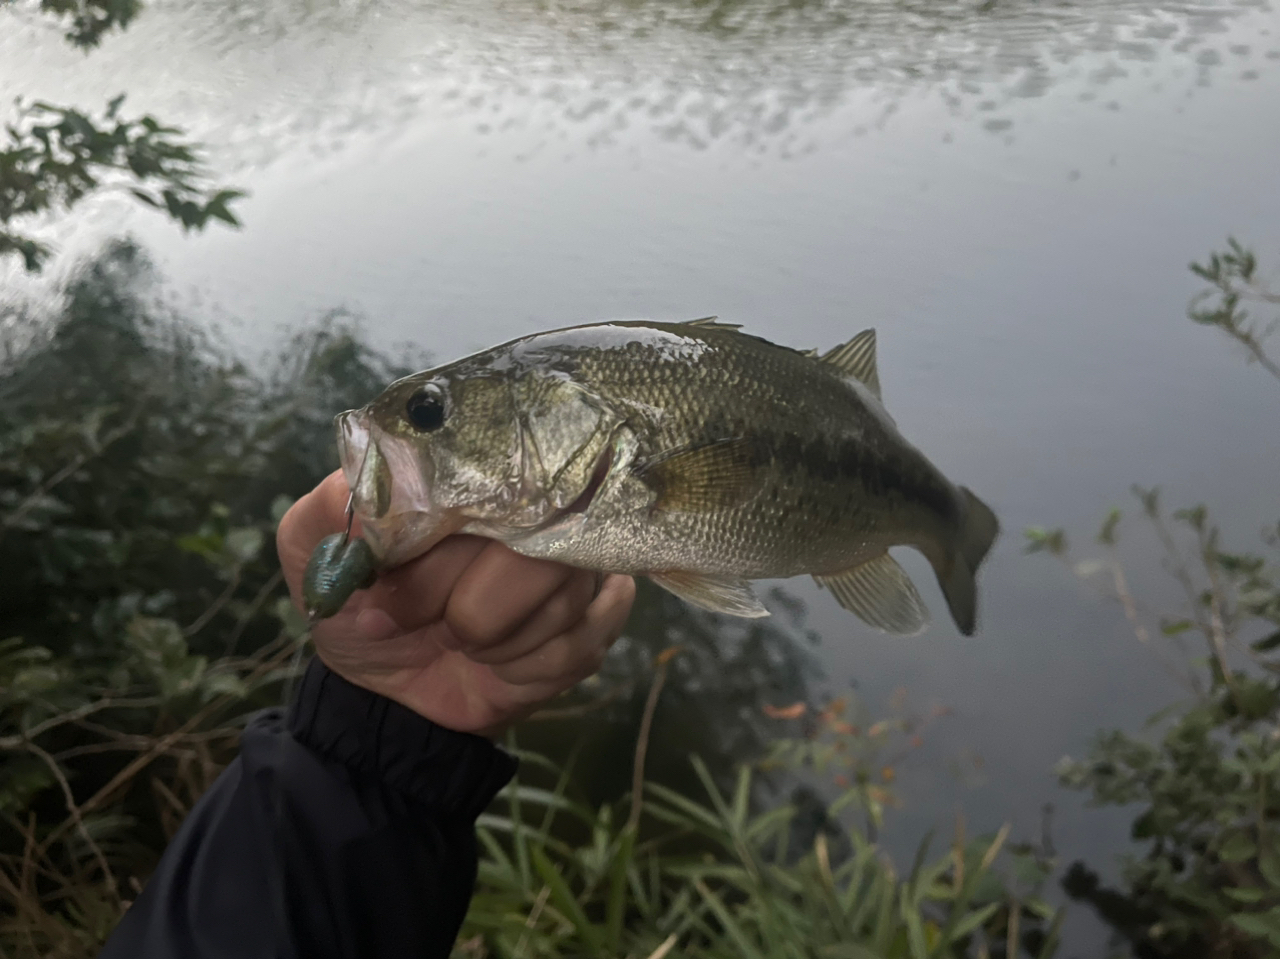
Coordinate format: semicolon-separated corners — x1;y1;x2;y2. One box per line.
277;470;357;601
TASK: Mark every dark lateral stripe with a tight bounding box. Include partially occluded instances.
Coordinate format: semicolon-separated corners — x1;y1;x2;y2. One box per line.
749;430;956;521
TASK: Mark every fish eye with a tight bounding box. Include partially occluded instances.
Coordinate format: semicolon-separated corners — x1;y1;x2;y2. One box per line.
405;384;446;432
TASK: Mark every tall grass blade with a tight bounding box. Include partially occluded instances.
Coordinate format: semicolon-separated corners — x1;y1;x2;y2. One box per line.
530;844;605;953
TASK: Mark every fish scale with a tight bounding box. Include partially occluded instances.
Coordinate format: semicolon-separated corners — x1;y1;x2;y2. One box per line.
553;324;942;577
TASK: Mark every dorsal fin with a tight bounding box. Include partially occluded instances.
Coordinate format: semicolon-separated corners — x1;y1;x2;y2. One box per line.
818;329;880;399
680;316;743;332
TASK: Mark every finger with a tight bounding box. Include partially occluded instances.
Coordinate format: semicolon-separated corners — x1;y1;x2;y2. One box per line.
276;470;353;599
443;543;578;653
464;569;599;666
362;535;491;632
489;574;634;688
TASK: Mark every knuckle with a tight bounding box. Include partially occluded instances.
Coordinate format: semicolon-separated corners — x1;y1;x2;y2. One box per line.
548;638;578;675
445;604;504;650
489;660;523;685
557;576;595;621
573;635;607;675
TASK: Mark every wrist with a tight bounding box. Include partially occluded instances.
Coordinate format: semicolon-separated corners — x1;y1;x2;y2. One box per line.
287;656;517;818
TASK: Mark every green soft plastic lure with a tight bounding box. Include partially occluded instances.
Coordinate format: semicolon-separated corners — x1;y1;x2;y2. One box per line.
302;533;377;621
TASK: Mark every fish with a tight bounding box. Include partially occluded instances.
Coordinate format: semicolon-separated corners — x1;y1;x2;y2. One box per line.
321;318;999;635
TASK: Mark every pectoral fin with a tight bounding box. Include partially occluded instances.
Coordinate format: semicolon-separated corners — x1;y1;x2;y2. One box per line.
637;438;760;513
813;553;929;635
649;570;770;618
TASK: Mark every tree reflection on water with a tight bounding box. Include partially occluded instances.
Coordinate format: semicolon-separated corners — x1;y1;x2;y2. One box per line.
4;0;1268;169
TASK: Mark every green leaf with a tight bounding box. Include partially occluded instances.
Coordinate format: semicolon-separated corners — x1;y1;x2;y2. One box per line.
1097;508;1121;546
1023;527;1067;556
126;616;187;663
900;893;929;959
819;946;884;959
271;495;295;524
1219;832;1256;864
1259;844;1280;889
272;597;309;640
947;902;1000;942
1226;887;1266;904
1131;485;1160;517
177;531;222;559
1229;909;1280;948
202;672;249;701
530;845;604;953
9;665;61;697
1252;630;1280;653
225;527;264;564
693;879;766;959
605;827;634;951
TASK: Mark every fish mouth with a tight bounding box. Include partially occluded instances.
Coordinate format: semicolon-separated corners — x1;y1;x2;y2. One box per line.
337;409;377;513
335;408;454;567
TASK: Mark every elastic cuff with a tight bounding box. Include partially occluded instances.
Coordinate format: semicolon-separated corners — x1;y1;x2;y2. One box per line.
286;656;517;820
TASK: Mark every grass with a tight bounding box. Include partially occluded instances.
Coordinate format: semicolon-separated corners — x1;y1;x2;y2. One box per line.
454;653;1061;959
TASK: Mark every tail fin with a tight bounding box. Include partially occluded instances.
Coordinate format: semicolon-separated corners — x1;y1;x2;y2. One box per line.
931;487;999;636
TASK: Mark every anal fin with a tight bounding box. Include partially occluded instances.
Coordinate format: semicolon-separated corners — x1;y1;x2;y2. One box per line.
813;553;929;635
649;570;770;618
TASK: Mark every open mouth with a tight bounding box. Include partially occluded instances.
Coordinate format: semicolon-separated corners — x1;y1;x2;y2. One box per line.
336;410;372;502
334;409;446;566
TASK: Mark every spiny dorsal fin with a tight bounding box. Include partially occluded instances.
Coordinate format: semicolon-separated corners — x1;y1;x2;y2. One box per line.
680;316;743;332
813;552;929;635
649;570;769;618
636;437;760;513
819;328;880;399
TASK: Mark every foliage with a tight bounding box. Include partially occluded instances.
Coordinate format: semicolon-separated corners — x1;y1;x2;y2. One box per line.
0;241;414;956
1028;242;1280;959
1188;238;1280;386
759;693;949;841
0;0;142;50
1;97;244;271
0;1;242;271
455;737;1061;959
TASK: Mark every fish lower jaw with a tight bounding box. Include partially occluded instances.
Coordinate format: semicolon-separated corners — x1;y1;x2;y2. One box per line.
363;511;469;569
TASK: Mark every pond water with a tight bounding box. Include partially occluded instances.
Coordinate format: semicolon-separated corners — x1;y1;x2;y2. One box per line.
4;0;1280;952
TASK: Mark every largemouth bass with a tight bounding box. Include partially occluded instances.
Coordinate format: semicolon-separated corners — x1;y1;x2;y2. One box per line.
327;318;998;635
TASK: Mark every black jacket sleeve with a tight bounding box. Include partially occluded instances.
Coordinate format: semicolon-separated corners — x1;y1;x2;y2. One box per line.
100;656;518;959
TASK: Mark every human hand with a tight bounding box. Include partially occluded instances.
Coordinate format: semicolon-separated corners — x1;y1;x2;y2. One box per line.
276;470;636;736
